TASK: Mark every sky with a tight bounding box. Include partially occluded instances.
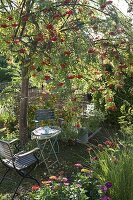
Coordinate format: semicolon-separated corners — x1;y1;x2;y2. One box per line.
113;0;129;15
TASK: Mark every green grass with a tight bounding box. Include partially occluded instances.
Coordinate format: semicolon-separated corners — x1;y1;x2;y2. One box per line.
95;148;133;200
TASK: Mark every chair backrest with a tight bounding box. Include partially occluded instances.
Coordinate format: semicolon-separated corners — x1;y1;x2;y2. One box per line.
0;140;13;160
35;109;55;121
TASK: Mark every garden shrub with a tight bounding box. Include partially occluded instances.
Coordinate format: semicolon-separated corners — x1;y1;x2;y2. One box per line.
0;107;17;131
118;104;133;136
80;107;106;133
29;182;88;200
28;163;110;200
92;73;133;132
0;194;11;200
0;56;12;83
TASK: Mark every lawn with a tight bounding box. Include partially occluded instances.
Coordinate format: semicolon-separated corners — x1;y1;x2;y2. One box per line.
1;126;132;200
0;125;112;199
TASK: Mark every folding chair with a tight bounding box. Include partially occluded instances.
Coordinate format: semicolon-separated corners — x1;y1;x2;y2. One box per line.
34;109;55;128
0;139;40;200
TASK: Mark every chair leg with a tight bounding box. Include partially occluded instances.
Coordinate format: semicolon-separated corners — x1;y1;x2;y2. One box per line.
25;164;40;186
25;174;40;186
18;164;40;186
0;168;10;185
56;140;59;154
11;177;24;200
11;168;40;200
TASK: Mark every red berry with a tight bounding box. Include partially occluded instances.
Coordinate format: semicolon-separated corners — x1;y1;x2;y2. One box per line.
46;24;54;30
100;4;106;9
22;15;29;22
67;75;75;79
64;51;71;56
127;8;132;12
51;36;57;42
57;82;64;87
31;65;36;70
75;123;80;128
61;63;67;68
53;13;61;19
107;98;113;102
1;24;9;28
7;16;13;20
32;73;36;77
14;39;20;44
35;33;44;42
76;74;83;79
12;23;19;27
63;0;71;4
19;48;26;53
109;31;116;36
108;84;113;89
107;105;117;111
5;40;11;44
61;38;65;43
44;75;51;81
65;10;73;16
71;97;76;101
106;1;113;5
118;64;127;69
88;48;96;54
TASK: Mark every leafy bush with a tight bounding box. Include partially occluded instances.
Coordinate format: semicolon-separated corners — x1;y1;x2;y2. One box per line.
81;106;106;132
119;103;133;136
59;123;79;141
0;194;10;200
0;106;17;131
0;56;12;83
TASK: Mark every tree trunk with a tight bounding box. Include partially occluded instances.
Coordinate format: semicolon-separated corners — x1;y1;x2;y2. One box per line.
19;65;29;145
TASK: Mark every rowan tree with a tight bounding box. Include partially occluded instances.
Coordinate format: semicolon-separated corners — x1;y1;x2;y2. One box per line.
0;0;132;143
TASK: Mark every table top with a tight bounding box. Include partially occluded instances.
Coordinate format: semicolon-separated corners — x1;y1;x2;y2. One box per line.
31;126;61;140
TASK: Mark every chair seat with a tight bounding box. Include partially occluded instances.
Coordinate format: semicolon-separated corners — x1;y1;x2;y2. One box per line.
2;153;37;170
0;139;40;200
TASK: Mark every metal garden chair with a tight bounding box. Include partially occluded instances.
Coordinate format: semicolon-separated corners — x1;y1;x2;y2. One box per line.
0;139;40;200
34;109;55;127
34;109;64;128
34;109;63;152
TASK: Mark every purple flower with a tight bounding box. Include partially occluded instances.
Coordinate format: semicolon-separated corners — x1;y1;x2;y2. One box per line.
100;185;108;192
101;195;111;200
105;182;112;188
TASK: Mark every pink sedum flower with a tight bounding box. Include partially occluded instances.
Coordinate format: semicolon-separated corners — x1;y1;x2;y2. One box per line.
74;163;83;168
